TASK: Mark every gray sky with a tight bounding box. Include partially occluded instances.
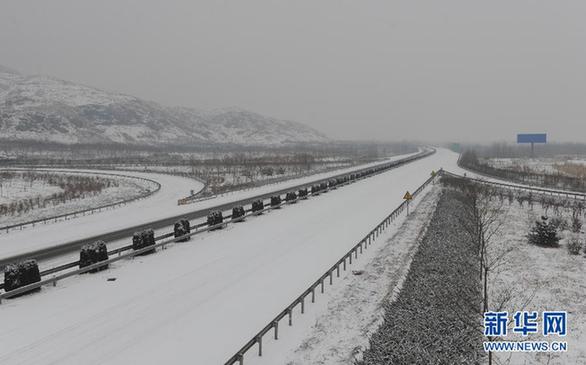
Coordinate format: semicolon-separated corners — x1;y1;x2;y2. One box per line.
1;1;585;143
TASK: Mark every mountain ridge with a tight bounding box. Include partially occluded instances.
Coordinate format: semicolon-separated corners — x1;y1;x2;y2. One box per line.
0;66;327;146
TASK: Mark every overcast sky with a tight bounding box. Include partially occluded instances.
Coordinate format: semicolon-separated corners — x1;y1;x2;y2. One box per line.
1;1;585;143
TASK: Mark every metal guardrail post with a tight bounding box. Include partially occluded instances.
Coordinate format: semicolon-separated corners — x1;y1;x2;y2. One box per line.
273;321;279;340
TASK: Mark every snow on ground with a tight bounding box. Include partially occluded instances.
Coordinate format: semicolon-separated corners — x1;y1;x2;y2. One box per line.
444;150;586;195
0;151;420;260
0;171;157;227
0;177;62;205
486;158;561;175
0;149;452;365
486;199;586;365
248;186;441;365
0;169;202;259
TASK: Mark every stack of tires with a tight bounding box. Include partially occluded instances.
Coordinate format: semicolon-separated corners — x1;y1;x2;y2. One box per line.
298;188;308;199
329;179;337;189
207;210;224;229
286;191;297;203
79;241;109;272
232;205;246;221
252;199;264;214
132;229;156;255
320;182;328;192
311;184;321;195
174;219;191;242
271;195;282;208
3;260;41;294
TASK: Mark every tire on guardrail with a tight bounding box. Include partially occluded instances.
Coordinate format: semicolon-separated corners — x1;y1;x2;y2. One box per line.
252;199;265;215
286;192;297;203
132;229;156;255
79;241;109;272
311;184;321;195
174;219;191;242
232;206;246;222
207;210;224;229
270;195;282;208
298;188;308;199
328;179;337;189
3;259;41;294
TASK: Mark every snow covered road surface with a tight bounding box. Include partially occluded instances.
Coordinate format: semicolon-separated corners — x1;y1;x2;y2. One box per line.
0;170;203;259
0;152;420;260
0;149;455;365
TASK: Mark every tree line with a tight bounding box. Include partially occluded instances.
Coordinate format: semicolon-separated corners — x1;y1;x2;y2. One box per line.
0;171;119;217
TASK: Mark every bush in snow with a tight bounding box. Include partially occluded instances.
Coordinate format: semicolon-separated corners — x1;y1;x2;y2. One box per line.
286;191;297;203
3;259;41;293
232;205;246;221
549;216;567;231
270;195;282;207
528;216;560;247
207;210;224;228
251;199;264;214
567;238;582;255
174;219;191;242
571;214;582;234
132;229;156;254
79;240;109;272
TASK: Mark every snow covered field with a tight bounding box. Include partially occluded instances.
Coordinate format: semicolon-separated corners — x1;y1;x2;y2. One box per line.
0;170;158;227
486;196;586;365
486;157;586;179
486;158;561;175
0;151;421;260
0;149;452;365
445;152;586;196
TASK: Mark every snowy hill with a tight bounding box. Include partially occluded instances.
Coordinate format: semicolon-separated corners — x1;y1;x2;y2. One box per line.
0;66;327;146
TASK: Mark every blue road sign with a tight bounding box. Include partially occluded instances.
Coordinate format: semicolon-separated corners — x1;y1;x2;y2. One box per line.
517;134;547;144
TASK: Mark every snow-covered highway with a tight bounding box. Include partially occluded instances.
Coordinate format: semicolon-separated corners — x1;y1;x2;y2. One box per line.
0;148;458;365
0;152;422;262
